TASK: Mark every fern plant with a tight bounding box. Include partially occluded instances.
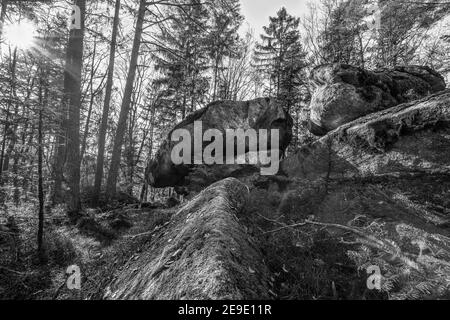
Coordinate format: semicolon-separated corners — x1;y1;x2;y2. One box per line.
346;219;450;300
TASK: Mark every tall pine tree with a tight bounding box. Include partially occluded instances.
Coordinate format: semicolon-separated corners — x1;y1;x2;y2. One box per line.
254;7;308;113
206;0;243;101
153;0;210;119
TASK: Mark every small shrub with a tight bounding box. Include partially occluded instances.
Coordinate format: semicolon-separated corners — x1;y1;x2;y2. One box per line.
77;217;117;244
44;230;78;266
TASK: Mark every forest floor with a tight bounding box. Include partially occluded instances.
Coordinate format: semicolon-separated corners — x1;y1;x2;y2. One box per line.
1;174;450;300
242;174;450;300
0;194;177;300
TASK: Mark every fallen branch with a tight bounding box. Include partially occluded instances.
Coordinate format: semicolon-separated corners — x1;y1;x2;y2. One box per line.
53;281;67;300
255;213;285;227
0;266;29;275
123;231;154;239
263;222;307;234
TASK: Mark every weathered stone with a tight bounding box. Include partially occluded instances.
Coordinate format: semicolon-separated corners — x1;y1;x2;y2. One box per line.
309;64;446;135
282;90;450;180
104;178;271;300
147;98;293;188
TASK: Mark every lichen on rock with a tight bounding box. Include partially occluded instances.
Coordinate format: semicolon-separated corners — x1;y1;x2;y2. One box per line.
282;89;450;180
146;98;293;189
308;64;446;135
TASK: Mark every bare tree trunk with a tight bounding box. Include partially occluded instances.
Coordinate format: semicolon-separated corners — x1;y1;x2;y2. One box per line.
106;0;146;197
125;66;147;195
80;38;104;163
212;54;219;102
65;0;86;219
0;47;17;207
51;44;68;205
37;76;45;260
0;0;8;48
93;0;121;204
126;116;135;195
139;102;156;205
80;89;94;164
2;47;17;174
50;118;66;204
0;106;10;180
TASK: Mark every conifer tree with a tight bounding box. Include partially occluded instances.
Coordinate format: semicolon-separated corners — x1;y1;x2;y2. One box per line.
253;7;308;114
207;0;243;101
153;0;210;119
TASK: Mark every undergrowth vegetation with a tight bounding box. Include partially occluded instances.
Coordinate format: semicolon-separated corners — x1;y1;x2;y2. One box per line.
243;187;378;299
2;176;449;300
0;203;78;299
0;192;175;300
347;222;450;300
243;180;450;300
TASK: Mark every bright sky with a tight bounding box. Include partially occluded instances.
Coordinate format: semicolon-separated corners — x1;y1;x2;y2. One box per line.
239;0;310;36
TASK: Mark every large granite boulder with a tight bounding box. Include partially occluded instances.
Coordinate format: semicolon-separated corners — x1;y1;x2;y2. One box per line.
147;98;293;188
309;64;446;135
281;90;450;180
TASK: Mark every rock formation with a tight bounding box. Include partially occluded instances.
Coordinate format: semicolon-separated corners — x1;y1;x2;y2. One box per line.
104;65;450;300
147;98;293;188
308;64;446;135
104;178;271;300
282;89;450;180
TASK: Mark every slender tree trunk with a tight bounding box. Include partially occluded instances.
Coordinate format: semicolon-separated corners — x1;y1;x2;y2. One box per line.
2;47;17;174
51;119;66;205
0;0;7;48
212;54;219;102
126;110;135;195
93;0;121;204
80;38;99;163
181;95;187;119
0;105;10;179
80;91;94;163
19;101;31;197
139;102;156;205
21;123;35;201
37;76;45;260
0;99;9;206
106;0;146;197
125;68;146;195
0;47;16;207
65;0;86;218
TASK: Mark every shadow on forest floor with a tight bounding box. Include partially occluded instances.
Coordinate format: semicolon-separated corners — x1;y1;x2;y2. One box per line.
0;191;179;300
240;174;450;300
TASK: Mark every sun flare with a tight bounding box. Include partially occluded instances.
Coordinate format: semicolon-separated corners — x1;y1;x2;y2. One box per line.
4;21;37;50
